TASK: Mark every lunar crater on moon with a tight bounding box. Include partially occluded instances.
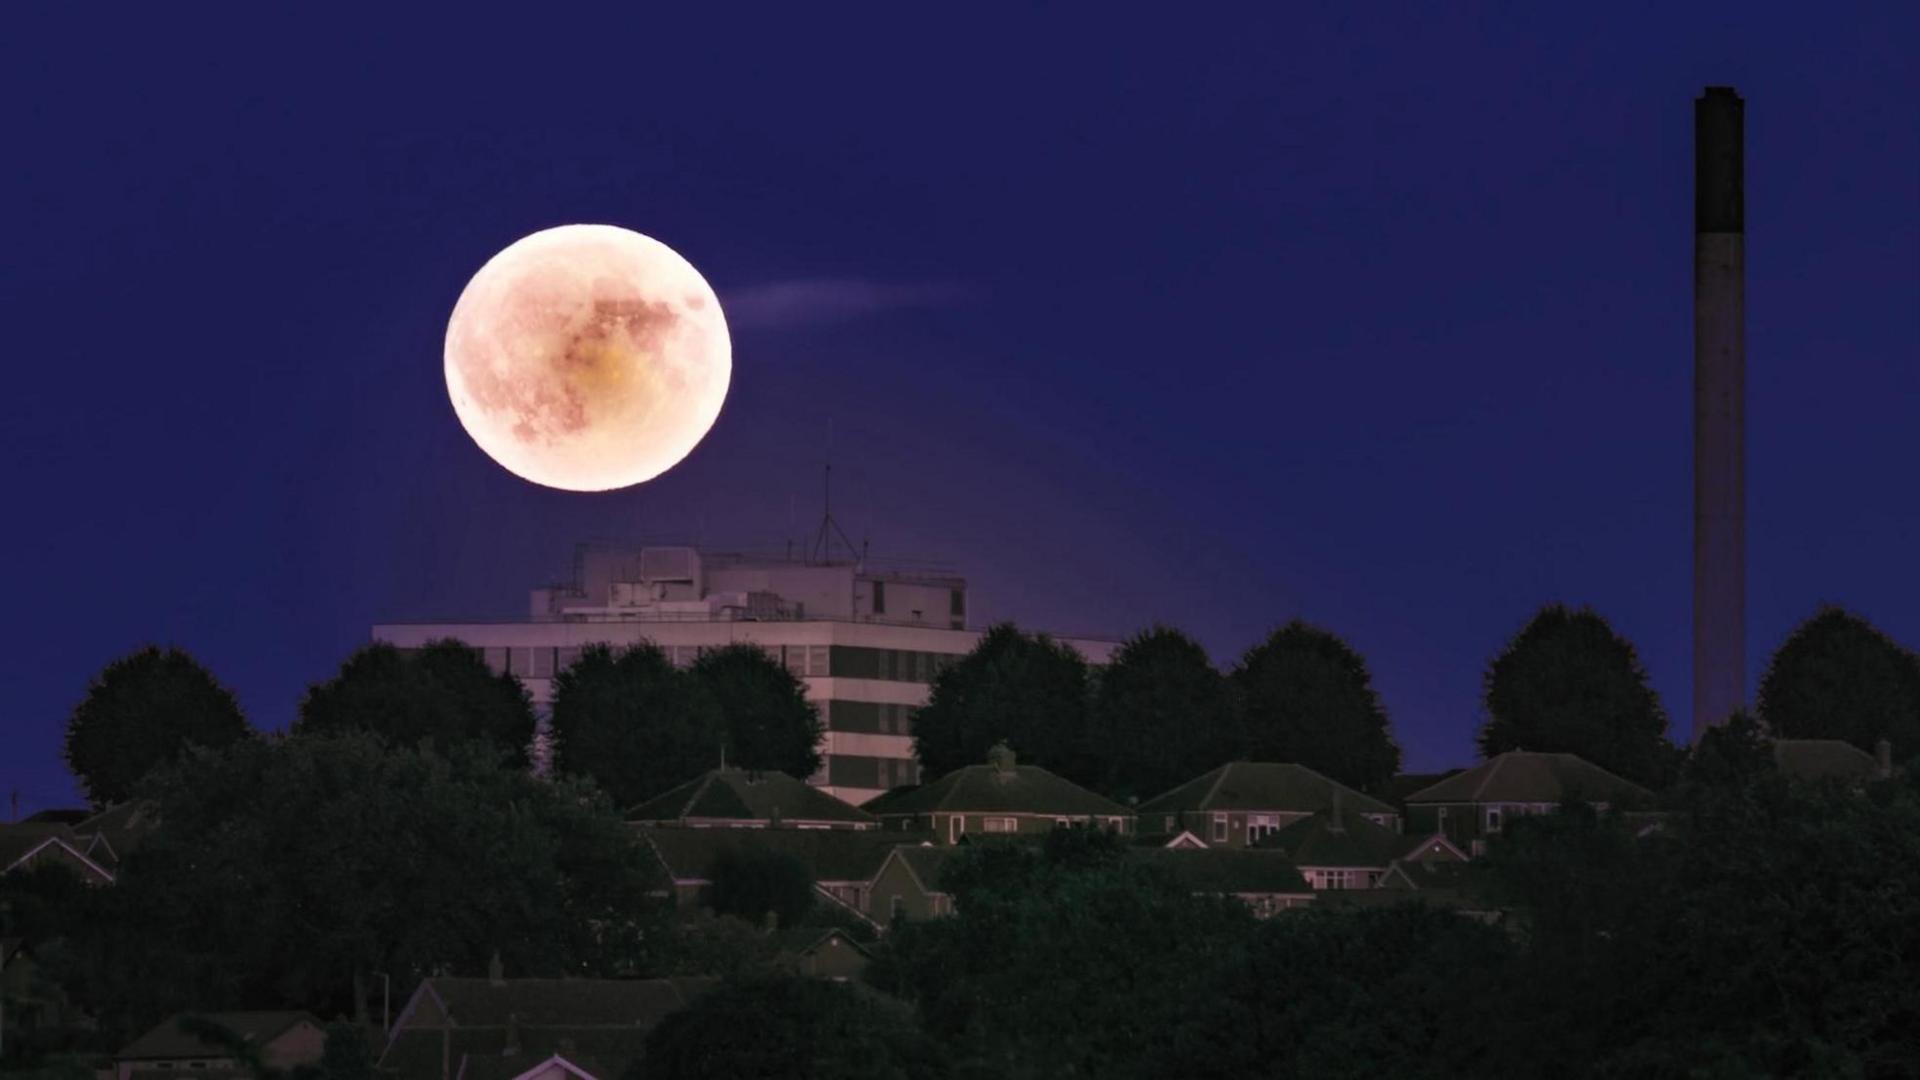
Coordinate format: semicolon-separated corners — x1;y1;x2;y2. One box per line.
444;225;731;491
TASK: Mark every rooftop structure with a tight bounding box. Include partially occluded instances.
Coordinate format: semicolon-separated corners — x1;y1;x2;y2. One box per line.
625;767;879;830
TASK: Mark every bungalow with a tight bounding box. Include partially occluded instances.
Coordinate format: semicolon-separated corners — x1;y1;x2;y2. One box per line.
114;1012;325;1080
863;744;1131;844
626;767;878;830
634;826;900;923
1136;762;1400;848
0;824;115;885
379;970;713;1080
1256;811;1467;890
1403;750;1653;853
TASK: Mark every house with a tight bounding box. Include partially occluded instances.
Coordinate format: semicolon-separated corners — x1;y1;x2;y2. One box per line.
114;1011;325;1080
1138;848;1316;917
65;800;161;870
867;846;958;923
634;826;902;924
1773;738;1893;784
1136;762;1401;848
862;744;1132;843
1322;859;1503;923
1403;750;1654;853
1256;811;1467;889
379;972;713;1080
772;927;873;981
868;844;1315;921
626;767;878;830
0;823;115;884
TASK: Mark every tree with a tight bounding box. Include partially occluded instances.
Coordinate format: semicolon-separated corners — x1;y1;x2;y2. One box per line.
707;844;816;930
639;976;944;1080
1088;626;1239;802
296;640;535;763
871;829;1252;1079
688;644;823;778
84;733;666;1032
1757;605;1920;754
1230;620;1401;792
1683;708;1776;792
1479;605;1674;788
549;643;723;808
65;646;252;808
911;623;1092;782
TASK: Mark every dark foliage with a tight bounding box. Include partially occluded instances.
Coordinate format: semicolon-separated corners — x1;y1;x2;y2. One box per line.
64;646;251;808
639;976;944;1080
689;643;824;778
1231;620;1401;791
295;640;535;764
910;623;1092;781
1479;604;1675;787
549;642;724;808
1088;625;1240;802
1757;605;1920;754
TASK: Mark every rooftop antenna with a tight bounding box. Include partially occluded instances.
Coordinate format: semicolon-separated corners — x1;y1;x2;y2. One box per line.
809;418;861;566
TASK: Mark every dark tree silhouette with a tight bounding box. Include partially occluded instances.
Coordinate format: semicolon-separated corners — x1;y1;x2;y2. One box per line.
1757;605;1920;755
911;623;1092;782
1684;709;1776;791
1479;605;1674;787
688;644;824;778
296;640;535;763
549;642;723;808
1231;621;1401;792
1089;626;1239;802
638;976;943;1080
706;844;816;930
65;645;252;808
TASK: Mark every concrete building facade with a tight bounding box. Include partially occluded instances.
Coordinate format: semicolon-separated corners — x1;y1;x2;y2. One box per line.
374;544;1119;806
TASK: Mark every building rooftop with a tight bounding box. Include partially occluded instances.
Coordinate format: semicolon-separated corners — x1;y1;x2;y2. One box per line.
1137;762;1397;819
626;768;877;828
1403;751;1651;806
864;748;1128;819
636;826;907;885
118;1012;319;1061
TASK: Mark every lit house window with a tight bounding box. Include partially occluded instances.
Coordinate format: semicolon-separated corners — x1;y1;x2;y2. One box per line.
1247;813;1279;841
1212;814;1229;843
983;817;1018;833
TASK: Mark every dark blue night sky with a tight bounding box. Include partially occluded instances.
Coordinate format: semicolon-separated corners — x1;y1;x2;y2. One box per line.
4;6;1917;811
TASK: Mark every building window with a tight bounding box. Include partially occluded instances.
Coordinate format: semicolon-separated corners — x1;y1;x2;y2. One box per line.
891;895;906;920
983;817;1017;833
1212;814;1228;843
872;580;886;614
1164;815;1176;833
950;588;964;616
808;646;828;676
1486;807;1502;833
1437;806;1450;828
949;816;964;843
1321;870;1351;890
1247;813;1279;841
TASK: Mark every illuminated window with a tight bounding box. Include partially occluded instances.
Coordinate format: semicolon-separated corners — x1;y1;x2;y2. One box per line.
983;817;1018;833
1212;814;1228;843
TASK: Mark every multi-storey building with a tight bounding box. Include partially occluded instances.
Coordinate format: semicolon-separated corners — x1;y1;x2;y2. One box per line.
374;543;1119;806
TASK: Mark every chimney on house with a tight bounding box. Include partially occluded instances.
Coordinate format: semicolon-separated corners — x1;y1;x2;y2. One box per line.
988;742;1016;774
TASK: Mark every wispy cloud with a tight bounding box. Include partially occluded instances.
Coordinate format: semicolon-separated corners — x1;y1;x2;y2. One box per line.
721;279;970;330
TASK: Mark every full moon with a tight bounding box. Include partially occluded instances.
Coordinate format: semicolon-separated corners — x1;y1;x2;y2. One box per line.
444;224;731;491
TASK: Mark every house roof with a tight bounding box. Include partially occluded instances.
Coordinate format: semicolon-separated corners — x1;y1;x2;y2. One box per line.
416;977;712;1030
771;926;872;959
1378;771;1463;806
385;1028;653;1080
891;845;956;894
118;1012;319;1060
1773;739;1881;783
867;761;1129;819
635;826;905;885
1380;859;1474;892
1403;751;1651;806
78;800;160;859
1136;762;1396;819
1255;812;1409;869
0;826;115;882
1138;849;1312;896
626;768;876;828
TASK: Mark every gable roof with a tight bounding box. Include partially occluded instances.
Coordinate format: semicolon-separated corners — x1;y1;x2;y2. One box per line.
1772;739;1882;783
867;763;1128;818
635;826;904;885
118;1012;320;1061
459;1052;606;1080
1140;848;1312;895
1378;770;1464;806
0;825;115;883
626;768;876;828
1379;859;1474;892
771;926;873;959
1403;751;1651;806
1255;812;1408;869
78;800;160;859
1136;762;1396;818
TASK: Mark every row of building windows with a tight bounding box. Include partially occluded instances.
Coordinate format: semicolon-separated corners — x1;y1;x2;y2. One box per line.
826;754;920;791
825;700;916;735
474;643;962;684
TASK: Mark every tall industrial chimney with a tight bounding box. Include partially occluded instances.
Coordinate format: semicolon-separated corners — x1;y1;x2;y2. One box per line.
1693;87;1746;742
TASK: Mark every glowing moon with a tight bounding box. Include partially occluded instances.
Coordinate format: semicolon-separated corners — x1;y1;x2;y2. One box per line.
444;224;731;491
